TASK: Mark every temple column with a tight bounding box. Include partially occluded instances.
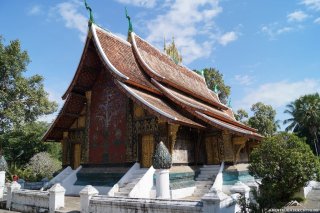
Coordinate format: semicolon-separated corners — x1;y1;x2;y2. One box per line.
83;91;91;164
232;137;248;163
62;131;69;166
157;119;169;148
168;124;179;154
222;130;234;163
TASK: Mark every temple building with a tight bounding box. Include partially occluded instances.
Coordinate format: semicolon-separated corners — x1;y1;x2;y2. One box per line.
43;14;262;198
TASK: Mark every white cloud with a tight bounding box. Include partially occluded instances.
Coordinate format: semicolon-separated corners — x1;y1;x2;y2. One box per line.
115;0;157;8
237;79;320;110
234;74;254;86
218;31;238;46
28;5;42;16
145;0;223;64
52;0;88;42
301;0;320;10
314;17;320;23
261;23;294;39
287;11;308;22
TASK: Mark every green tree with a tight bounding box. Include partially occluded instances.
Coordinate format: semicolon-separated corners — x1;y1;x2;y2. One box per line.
234;108;249;123
249;133;320;209
283;93;320;155
0;121;61;166
0;37;57;134
194;68;231;104
248;102;278;137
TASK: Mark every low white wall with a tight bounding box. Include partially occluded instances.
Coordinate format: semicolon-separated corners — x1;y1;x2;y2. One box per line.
11;190;49;212
108;162;140;196
89;196;202;213
8;183;65;213
129;166;155;198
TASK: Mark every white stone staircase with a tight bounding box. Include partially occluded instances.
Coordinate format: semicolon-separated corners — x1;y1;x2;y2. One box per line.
41;166;74;190
192;165;220;198
114;168;149;197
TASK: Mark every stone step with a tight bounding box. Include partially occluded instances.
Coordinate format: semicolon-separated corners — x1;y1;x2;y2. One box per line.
132;169;147;175
193;191;207;196
197;174;214;179
203;165;220;168
195;181;212;185
119;187;132;193
196;184;212;189
131;173;145;179
196;177;213;181
114;191;129;197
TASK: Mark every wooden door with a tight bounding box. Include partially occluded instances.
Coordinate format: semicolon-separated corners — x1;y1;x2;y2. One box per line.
141;134;154;168
73;143;81;169
205;136;220;164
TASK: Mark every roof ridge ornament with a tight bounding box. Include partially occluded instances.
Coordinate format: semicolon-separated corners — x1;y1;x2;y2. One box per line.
228;98;232;108
84;0;94;26
125;7;133;34
214;84;219;93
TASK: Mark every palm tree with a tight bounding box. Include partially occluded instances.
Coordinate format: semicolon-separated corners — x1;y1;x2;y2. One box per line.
284;93;320;156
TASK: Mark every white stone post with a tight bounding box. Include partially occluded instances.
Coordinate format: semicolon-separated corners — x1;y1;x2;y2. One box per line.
0;171;5;199
156;169;170;199
6;181;21;209
49;183;66;213
80;185;99;213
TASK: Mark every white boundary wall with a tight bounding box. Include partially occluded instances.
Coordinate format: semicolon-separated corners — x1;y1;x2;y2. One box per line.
7;182;65;213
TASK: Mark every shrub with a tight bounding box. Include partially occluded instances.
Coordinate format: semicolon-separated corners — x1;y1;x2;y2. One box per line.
25;152;61;181
249;133;320;209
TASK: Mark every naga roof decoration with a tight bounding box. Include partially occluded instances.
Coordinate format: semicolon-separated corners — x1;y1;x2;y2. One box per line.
43;23;262;141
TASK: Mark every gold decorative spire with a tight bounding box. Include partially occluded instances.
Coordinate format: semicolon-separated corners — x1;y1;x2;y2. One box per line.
164;36;182;64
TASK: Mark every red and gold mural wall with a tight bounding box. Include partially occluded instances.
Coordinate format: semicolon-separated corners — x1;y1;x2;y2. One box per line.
88;69;127;164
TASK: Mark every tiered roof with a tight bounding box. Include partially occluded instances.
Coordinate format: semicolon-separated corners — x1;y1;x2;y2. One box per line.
43;24;262;141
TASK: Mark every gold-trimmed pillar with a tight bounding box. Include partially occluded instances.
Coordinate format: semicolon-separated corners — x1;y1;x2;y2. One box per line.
222;130;234;163
62;131;69;166
168;123;179;154
83;90;91;164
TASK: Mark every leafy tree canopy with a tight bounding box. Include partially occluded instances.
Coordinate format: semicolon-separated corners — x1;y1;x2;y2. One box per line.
248;102;278;137
0;121;61;166
284;93;320;155
0;37;57;133
234;109;248;123
249;133;320;209
194;68;231;104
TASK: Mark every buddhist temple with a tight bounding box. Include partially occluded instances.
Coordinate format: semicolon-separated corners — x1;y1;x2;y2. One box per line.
42;9;262;198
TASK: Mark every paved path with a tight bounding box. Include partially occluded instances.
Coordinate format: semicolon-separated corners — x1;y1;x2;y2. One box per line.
56;196;80;213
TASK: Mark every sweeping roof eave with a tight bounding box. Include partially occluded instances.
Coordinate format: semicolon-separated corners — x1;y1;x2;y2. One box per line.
196;111;263;140
152;79;258;133
115;80;205;129
42;93;87;142
130;32;228;110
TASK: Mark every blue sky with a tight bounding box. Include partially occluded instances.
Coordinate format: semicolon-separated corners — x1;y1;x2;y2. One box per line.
1;0;320;128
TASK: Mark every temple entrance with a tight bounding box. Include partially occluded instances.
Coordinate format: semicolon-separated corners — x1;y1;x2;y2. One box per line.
205;136;220;164
141;134;154;168
72;143;81;169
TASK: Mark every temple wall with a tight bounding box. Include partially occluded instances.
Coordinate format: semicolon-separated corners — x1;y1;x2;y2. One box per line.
88;69;128;164
172;127;196;164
